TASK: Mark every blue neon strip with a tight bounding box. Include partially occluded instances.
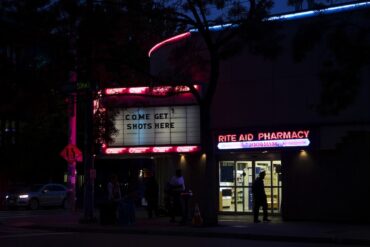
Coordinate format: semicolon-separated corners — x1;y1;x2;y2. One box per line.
267;1;370;21
189;23;236;32
189;1;370;33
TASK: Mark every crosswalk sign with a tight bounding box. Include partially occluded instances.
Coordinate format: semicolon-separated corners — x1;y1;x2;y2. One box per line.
60;144;83;163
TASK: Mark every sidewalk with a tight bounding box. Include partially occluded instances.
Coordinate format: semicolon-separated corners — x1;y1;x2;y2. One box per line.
3;208;370;246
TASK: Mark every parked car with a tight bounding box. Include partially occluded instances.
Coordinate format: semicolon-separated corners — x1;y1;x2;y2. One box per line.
5;183;68;210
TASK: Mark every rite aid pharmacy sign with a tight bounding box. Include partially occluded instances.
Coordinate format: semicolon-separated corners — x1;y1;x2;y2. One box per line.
217;130;311;150
111;105;200;147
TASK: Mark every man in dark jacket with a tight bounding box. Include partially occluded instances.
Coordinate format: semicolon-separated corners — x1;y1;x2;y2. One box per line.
252;170;271;223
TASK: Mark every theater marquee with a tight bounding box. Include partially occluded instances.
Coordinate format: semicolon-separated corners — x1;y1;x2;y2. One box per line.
111;105;200;147
217;130;311;150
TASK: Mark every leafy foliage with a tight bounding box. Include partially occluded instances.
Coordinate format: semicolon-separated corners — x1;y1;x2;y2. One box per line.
0;0;174;182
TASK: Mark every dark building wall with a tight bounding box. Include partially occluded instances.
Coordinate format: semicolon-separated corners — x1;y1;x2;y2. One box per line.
211;22;370;129
282;130;370;222
149;7;370;222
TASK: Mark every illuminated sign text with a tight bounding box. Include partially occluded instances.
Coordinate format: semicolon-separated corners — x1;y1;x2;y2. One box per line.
111;105;200;147
217;130;311;150
104;145;200;154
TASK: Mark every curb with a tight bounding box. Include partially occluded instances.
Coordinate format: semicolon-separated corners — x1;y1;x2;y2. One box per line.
18;224;370;246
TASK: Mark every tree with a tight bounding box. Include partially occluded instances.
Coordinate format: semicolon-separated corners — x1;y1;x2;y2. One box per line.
0;0;174;197
0;1;70;184
153;0;280;225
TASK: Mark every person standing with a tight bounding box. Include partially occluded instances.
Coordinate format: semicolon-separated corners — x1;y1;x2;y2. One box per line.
168;169;186;223
144;175;159;218
125;176;138;224
107;174;121;202
252;170;271;223
101;174;121;225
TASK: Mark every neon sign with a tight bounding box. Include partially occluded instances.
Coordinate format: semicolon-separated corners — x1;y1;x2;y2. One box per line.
148;32;191;57
217;130;311;150
104;85;200;96
104;145;200;154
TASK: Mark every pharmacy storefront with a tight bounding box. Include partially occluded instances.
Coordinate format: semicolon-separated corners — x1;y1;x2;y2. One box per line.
216;129;312;215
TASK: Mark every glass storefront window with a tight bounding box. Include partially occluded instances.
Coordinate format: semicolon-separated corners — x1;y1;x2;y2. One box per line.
219;187;235;212
219;158;282;214
272;161;282;187
219;161;235;187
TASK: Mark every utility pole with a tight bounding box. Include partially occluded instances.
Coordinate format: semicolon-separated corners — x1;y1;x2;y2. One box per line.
80;0;96;223
66;71;77;212
81;88;96;222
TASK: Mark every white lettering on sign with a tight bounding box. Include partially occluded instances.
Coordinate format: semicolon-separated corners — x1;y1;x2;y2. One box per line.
111;106;200;146
218;130;310;142
104;145;201;154
217;139;310;150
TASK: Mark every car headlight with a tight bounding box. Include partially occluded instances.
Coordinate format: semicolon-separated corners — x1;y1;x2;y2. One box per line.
19;194;29;199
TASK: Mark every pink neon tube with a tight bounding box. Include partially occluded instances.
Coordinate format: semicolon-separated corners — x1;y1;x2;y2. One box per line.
148;32;191;57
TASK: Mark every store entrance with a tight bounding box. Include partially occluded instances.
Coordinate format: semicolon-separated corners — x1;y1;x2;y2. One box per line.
219;158;282;214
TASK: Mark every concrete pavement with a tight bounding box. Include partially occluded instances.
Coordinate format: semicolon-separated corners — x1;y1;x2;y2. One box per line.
2;208;370;246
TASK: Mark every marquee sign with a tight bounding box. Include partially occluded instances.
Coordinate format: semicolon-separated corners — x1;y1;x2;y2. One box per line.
217;130;311;150
104;145;200;154
111;105;200;147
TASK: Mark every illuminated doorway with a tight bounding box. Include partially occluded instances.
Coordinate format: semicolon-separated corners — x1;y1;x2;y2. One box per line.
219;159;282;214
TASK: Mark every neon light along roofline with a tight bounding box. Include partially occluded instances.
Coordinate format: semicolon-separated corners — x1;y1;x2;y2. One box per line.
148;1;370;57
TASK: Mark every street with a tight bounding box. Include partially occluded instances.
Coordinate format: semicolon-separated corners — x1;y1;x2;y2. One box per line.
0;231;364;247
0;209;69;220
0;209;366;247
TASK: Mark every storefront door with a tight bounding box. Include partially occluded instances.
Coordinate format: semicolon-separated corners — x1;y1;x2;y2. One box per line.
219;159;282;214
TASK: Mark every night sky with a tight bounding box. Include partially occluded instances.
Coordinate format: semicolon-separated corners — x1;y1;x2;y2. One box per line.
271;0;355;14
272;1;293;14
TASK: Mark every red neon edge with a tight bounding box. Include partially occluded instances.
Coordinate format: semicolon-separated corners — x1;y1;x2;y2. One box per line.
148;32;191;57
104;85;200;95
103;145;201;154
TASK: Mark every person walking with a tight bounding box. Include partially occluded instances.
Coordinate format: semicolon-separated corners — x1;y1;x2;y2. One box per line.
252;170;271;223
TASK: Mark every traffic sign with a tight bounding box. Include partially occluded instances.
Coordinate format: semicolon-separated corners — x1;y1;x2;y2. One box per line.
60;144;83;163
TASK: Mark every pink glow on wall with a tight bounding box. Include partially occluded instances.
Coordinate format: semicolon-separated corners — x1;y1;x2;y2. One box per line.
104;85;200;96
148;32;191;57
104;145;201;154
